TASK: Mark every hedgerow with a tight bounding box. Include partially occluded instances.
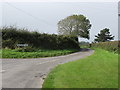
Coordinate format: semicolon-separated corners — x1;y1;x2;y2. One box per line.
1;26;80;50
92;41;120;53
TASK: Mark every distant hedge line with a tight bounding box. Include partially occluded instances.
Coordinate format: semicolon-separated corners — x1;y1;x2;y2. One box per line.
92;41;120;53
1;26;80;50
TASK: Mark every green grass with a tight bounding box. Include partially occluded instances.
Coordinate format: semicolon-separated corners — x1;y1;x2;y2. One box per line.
2;49;78;58
42;48;118;88
0;49;2;58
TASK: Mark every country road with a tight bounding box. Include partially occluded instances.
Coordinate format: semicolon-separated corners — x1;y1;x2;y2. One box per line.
1;49;94;88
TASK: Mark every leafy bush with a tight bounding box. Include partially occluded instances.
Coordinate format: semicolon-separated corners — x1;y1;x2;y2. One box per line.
92;41;120;53
2;26;80;50
2;39;16;49
15;47;37;52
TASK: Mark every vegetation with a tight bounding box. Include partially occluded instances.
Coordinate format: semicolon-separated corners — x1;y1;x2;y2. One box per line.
43;48;118;88
94;28;114;42
79;41;89;45
0;49;1;58
58;14;91;39
2;49;78;58
79;41;90;48
1;26;80;50
0;30;1;49
92;41;119;53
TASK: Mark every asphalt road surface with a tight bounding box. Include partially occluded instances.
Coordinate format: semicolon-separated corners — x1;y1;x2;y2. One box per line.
1;49;94;88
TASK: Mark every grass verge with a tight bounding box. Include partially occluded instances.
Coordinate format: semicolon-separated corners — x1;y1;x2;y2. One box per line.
2;49;78;58
42;48;118;88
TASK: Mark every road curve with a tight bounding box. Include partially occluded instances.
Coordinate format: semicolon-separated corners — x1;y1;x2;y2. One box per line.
2;49;94;88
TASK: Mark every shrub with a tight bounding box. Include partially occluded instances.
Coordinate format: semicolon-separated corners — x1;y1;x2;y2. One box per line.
2;39;16;49
15;47;37;52
92;41;120;53
2;26;80;50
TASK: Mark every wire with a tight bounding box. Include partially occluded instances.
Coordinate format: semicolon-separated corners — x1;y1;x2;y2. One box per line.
4;2;54;27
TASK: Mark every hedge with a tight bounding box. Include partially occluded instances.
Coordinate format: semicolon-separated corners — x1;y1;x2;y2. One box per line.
92;41;120;53
1;26;80;50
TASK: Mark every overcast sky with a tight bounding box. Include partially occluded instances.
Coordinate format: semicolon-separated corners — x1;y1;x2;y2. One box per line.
1;2;118;42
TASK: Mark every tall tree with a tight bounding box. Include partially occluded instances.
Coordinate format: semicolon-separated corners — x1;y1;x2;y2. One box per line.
58;14;91;39
94;28;114;42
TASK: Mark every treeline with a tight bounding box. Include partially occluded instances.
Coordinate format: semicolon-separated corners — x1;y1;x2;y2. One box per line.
1;26;80;50
92;41;120;53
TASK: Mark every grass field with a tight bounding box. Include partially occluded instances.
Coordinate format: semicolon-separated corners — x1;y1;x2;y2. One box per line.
2;49;78;58
0;49;1;58
43;48;118;88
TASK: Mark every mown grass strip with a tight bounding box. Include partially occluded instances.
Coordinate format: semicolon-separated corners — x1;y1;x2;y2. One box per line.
43;48;118;88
